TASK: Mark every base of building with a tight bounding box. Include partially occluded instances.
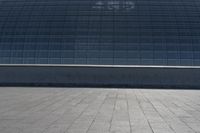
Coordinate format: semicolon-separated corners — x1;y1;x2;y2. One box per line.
0;65;199;89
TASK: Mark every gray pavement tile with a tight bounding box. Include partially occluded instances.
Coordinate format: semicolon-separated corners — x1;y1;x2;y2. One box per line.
0;87;199;133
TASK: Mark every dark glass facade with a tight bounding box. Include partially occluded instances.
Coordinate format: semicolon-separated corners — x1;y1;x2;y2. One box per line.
0;0;200;65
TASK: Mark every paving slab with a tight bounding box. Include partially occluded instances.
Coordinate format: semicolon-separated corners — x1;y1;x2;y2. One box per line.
0;87;200;133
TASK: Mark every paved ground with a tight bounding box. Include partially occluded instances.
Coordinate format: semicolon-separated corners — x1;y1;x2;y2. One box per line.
0;88;200;133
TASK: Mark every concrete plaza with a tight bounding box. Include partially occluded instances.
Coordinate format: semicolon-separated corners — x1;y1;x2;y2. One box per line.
0;87;200;133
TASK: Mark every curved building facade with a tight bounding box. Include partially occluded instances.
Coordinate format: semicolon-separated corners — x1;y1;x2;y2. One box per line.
0;0;200;65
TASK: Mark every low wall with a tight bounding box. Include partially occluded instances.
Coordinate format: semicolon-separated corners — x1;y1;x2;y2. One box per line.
0;65;199;89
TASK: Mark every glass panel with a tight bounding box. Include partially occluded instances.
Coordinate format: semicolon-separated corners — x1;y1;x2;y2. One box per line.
0;0;199;65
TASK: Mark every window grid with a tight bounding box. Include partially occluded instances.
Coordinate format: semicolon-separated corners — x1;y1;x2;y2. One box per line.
0;0;200;65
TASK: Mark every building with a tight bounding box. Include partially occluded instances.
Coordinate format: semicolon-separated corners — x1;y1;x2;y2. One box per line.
0;0;200;88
